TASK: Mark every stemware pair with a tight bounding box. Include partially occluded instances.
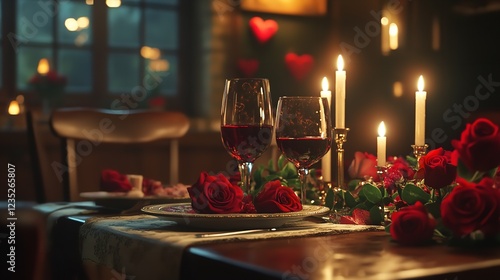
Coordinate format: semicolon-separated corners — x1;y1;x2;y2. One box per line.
221;78;333;204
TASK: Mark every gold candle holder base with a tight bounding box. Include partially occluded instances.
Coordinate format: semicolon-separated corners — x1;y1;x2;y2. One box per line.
376;165;387;182
411;144;428;169
334;127;349;190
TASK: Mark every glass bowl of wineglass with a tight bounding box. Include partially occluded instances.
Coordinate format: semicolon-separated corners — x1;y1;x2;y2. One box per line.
275;96;333;204
221;78;274;196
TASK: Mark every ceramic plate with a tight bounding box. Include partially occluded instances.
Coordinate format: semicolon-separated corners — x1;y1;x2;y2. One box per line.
141;203;330;230
80;192;190;209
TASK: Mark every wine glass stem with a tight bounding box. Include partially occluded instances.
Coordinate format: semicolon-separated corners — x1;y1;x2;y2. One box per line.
298;167;309;205
239;161;253;195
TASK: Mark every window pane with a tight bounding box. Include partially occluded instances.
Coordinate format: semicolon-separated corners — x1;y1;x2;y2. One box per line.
108;6;140;47
144;9;177;49
58;1;92;46
108;52;140;93
16;0;54;44
58;49;92;93
17;47;52;90
146;54;177;96
146;0;178;5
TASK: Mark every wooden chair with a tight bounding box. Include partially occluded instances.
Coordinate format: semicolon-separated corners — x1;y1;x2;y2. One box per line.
50;108;190;201
26;110;49;203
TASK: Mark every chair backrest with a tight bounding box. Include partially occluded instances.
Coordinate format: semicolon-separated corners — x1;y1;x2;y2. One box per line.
50;108;190;201
26;110;48;203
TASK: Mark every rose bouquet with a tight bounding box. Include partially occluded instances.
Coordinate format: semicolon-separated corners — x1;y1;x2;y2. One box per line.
327;118;500;246
187;169;303;214
28;69;67;109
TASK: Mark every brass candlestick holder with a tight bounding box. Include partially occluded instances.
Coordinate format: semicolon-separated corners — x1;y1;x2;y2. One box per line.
411;144;428;169
334;127;349;189
376;165;387;182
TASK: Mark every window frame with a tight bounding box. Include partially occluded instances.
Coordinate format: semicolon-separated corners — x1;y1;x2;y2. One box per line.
1;0;188;112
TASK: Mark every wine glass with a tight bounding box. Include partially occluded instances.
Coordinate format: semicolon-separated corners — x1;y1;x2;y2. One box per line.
275;96;333;204
220;78;274;196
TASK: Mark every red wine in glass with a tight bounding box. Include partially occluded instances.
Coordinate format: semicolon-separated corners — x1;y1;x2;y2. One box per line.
221;78;273;196
276;137;331;168
275;96;332;204
221;124;273;163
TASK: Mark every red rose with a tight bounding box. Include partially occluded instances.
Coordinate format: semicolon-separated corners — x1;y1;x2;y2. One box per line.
418;148;457;189
254;180;302;213
451;118;500;171
100;169;132;192
142;178;163;196
389;157;415;179
348;152;379;181
390;201;436;245
339;208;371;225
188;171;243;214
441;177;500;237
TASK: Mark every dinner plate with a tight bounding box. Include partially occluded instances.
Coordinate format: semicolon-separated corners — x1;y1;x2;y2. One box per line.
80;192;190;209
141;203;330;230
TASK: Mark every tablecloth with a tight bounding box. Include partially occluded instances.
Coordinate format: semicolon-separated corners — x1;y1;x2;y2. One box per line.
80;214;384;280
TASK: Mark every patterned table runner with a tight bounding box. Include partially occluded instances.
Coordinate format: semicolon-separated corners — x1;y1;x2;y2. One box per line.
80;214;384;280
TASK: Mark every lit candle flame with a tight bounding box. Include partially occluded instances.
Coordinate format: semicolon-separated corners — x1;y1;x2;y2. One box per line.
337;55;344;71
37;58;50;75
418;75;425;91
389;23;398;50
321;77;329;91
8;100;20;116
378;121;386;137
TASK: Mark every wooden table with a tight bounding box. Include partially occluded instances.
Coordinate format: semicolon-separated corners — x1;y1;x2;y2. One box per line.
50;213;500;280
182;231;500;280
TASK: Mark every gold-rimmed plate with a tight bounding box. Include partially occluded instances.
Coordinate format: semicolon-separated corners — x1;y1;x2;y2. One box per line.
141;203;330;230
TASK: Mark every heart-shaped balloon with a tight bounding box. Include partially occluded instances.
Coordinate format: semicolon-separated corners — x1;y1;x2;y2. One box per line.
284;53;314;80
249;17;278;44
237;59;259;77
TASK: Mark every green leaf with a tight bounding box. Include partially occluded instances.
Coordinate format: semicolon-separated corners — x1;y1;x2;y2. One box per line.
281;162;298;179
425;201;441;219
324;188;335;209
401;183;431;205
406;155;418;169
360;184;383;204
348;179;361;191
345;191;357;208
456;158;476;182
267;157;275;172
385;223;392;233
355;201;374;211
277;154;288;170
369;205;383;225
264;174;282;183
487;167;498;178
286;178;301;189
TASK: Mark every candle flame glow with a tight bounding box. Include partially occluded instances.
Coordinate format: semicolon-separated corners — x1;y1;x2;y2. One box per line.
389;23;399;50
8;100;20;116
37;58;50;75
418;75;425;91
378;121;386;137
337;55;344;71
321;77;329;91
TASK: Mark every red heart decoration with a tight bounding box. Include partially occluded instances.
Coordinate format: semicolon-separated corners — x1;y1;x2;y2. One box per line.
249;17;278;44
284;53;314;80
237;59;259;77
